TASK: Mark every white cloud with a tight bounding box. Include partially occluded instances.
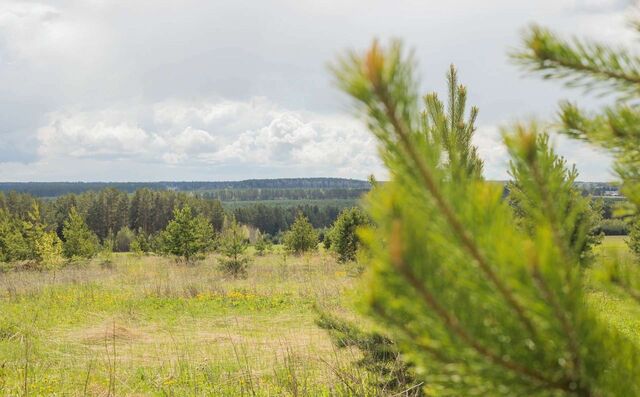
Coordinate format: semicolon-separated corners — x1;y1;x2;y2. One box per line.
9;98;382;181
0;0;632;181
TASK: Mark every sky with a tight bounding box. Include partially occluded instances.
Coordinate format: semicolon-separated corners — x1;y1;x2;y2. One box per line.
0;0;635;182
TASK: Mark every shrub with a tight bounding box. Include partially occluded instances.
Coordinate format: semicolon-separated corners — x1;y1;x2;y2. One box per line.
600;218;629;236
114;227;135;252
283;213;317;254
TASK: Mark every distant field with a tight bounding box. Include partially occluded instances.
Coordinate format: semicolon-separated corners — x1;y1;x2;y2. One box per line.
0;251;374;396
588;235;640;346
602;235;626;249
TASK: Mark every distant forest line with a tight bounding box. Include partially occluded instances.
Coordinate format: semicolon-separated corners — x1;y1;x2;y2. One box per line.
0;179;619;203
0;178;371;198
0;179;627;240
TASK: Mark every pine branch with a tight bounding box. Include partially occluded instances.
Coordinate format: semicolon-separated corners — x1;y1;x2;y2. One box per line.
389;222;577;393
365;56;539;341
513;25;640;98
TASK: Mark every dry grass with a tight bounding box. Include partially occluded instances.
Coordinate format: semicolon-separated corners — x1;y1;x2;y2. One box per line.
0;250;376;396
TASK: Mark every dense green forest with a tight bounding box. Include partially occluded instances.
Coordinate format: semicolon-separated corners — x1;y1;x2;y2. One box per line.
0;187;356;241
0;182;628;241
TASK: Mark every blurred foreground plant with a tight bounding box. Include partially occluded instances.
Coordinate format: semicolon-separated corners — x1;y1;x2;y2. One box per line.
335;40;640;396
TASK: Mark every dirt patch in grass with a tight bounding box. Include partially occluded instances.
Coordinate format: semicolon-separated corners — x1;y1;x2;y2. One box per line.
76;321;144;344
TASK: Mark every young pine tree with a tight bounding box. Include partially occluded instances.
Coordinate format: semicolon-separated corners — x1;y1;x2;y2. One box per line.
507;129;603;266
283;213;318;254
334;40;640;396
130;228;151;255
218;217;251;277
0;209;29;263
160;205;214;263
25;202;64;268
328;206;370;262
254;231;269;256
33;230;64;270
62;207;99;260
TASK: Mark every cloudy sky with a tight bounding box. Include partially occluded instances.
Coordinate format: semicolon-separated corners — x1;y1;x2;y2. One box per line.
0;0;635;182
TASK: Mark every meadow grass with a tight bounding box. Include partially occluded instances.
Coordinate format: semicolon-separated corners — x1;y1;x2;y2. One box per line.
0;251;376;396
2;236;639;396
587;236;640;345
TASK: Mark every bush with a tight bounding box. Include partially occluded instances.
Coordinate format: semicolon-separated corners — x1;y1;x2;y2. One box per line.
600;218;629;236
114;227;135;252
283;213;317;254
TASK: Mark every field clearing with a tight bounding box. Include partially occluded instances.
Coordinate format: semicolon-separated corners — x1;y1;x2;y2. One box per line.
600;235;628;250
2;236;640;396
0;252;371;396
587;236;640;345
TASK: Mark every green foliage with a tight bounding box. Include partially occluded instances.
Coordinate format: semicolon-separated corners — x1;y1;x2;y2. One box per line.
507;127;603;266
328;207;370;262
600;218;629;236
283;213;318;254
62;207;99;259
159;205;214;262
0;209;29;263
218;217;251;277
33;231;64;270
114;226;135;252
0;202;63;268
131;228;151;255
254;231;269;256
316;310;421;395
629;217;640;258
335;40;640;396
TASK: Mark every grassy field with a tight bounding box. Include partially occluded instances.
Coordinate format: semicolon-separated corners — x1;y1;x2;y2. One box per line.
587;236;640;345
1;237;639;396
0;250;375;396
